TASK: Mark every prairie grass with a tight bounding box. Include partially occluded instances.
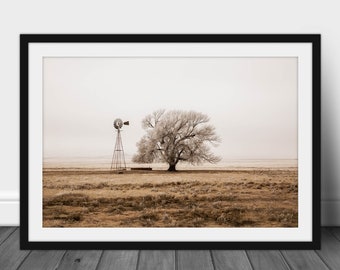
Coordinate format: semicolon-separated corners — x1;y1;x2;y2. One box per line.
43;169;298;227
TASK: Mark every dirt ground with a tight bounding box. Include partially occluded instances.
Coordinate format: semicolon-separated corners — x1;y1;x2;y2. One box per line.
43;168;298;227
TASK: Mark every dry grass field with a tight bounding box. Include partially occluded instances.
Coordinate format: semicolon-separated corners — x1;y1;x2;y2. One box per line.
43;168;298;227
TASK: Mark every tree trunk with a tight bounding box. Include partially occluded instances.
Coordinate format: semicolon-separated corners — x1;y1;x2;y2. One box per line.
167;164;177;171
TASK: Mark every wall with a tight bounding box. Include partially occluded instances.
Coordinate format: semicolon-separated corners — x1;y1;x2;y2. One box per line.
0;0;339;226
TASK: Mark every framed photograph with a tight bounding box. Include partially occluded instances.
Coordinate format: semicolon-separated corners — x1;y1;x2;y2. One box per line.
20;34;320;249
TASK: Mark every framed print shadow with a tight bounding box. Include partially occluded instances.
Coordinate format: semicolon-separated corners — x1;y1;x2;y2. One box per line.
20;34;321;250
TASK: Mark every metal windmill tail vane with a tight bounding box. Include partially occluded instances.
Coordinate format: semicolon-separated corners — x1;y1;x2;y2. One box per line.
111;118;129;172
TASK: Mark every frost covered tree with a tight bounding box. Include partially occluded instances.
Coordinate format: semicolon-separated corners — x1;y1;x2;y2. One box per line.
133;109;221;171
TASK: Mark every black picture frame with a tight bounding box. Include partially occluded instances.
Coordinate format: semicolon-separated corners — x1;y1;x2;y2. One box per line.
20;34;321;250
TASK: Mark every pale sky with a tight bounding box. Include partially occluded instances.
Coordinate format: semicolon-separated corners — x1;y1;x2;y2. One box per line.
43;57;297;161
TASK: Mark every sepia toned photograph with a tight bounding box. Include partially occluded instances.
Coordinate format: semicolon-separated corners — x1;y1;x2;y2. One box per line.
21;35;320;249
42;56;298;228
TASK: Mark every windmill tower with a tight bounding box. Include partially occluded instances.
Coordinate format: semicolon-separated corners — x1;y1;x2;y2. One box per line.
111;118;129;172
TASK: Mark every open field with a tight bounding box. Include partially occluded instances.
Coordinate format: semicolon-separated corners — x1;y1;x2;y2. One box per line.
43;168;298;227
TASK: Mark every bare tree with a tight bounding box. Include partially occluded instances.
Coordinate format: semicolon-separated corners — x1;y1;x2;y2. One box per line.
133;109;221;171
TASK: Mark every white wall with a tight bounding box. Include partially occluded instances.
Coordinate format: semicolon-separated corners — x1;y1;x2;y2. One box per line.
0;0;339;226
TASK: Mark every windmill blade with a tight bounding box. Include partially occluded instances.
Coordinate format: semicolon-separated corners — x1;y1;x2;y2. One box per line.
113;118;123;129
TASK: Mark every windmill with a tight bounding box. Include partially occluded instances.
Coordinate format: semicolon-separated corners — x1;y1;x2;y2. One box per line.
111;118;129;172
